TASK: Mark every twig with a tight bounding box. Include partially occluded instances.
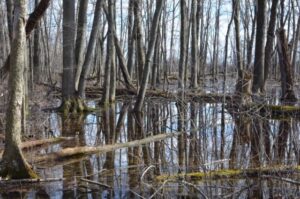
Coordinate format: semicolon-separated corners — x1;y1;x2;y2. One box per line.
149;179;171;199
80;178;112;189
129;189;147;199
141;165;155;187
181;180;208;199
262;175;300;186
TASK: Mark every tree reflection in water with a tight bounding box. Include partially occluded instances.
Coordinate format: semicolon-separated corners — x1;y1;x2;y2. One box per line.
1;100;300;198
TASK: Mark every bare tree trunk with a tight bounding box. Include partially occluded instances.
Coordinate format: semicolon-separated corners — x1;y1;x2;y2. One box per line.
276;29;297;102
178;0;188;92
0;0;38;179
252;0;266;94
74;0;88;90
211;0;220;82
109;0;116;102
134;0;164;112
292;15;300;76
232;0;243;81
190;0;198;89
62;0;76;100
33;0;41;83
133;0;145;85
101;3;134;90
151;29;161;88
263;0;279;91
6;0;13;42
127;0;135;77
101;3;113;105
246;7;256;69
0;0;51;79
78;0;103;98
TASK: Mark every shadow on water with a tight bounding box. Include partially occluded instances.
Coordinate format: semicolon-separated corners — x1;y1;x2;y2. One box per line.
1;100;300;198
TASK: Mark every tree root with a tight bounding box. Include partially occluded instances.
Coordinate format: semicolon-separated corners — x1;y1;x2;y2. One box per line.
58;98;96;117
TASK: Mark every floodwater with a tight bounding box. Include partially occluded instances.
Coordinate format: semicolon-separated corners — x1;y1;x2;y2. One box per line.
1;96;300;198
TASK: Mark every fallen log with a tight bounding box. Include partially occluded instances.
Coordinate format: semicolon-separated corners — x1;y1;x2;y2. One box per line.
33;132;182;164
0;137;74;158
20;137;74;149
0;177;63;185
40;83;300;118
156;165;300;182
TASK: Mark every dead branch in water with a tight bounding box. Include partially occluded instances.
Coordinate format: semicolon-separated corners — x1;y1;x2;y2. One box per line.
0;137;74;158
33;132;182;164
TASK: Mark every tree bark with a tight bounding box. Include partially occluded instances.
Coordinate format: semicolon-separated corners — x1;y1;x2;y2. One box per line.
33;0;41;83
0;0;38;179
133;0;145;85
127;0;135;77
78;0;103;98
232;0;243;83
74;0;89;90
178;0;188;92
62;0;76;100
276;28;297;102
0;0;51;80
5;0;14;42
134;0;164;112
108;0;116;102
263;0;279;91
190;0;198;89
252;0;267;94
292;15;300;76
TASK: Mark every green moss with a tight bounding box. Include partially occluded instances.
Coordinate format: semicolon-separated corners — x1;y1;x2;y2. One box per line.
156;166;300;182
59;98;96;117
156;169;241;181
268;105;300;111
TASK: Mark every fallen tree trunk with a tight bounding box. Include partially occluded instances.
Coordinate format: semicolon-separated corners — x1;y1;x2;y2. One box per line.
0;137;74;157
156;165;300;182
40;83;300;118
33;132;182;164
20;137;74;149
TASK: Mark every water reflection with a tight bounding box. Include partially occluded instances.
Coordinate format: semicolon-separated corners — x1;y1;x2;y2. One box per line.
1;100;300;198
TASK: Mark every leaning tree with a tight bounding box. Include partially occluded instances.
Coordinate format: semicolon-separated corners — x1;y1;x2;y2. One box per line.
0;0;38;179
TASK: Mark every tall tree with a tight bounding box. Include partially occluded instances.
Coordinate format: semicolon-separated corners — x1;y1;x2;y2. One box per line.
108;0;116;102
0;0;38;179
178;0;188;92
6;0;13;42
33;0;41;83
62;0;76;101
74;0;89;90
277;29;297;102
78;0;103;98
232;0;243;88
263;0;279;91
134;0;164;112
127;0;135;77
133;0;145;84
101;0;115;105
252;0;267;94
190;0;198;89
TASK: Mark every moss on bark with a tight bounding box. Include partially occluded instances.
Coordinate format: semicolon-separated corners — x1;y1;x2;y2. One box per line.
59;98;95;117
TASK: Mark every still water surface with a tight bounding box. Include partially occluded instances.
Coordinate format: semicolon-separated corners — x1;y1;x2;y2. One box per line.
1;98;300;198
